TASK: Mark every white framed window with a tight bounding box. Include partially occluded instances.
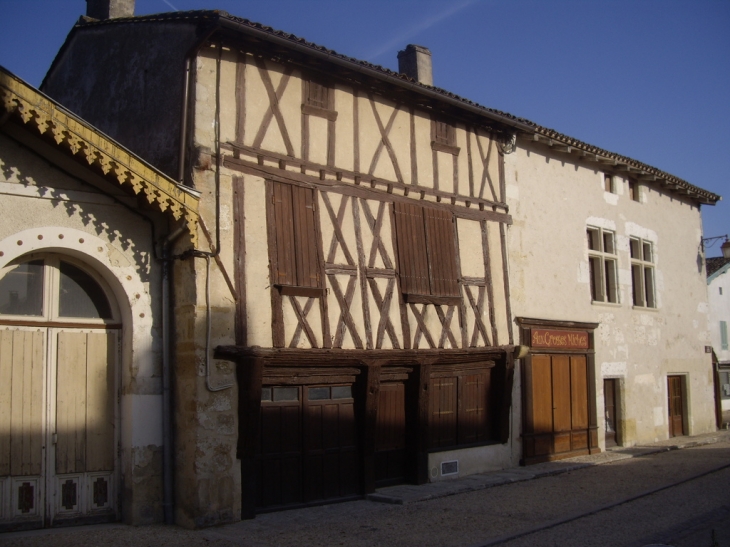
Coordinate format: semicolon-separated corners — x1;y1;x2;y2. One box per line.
721;320;728;350
587;227;618;304
630;237;656;308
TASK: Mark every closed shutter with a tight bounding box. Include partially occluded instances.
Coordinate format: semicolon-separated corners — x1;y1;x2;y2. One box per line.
458;372;491;444
423;207;460;297
394;202;459;297
393;202;430;295
271;182;321;288
430;377;457;448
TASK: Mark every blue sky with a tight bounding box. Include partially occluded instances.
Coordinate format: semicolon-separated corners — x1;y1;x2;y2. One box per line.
1;0;728;255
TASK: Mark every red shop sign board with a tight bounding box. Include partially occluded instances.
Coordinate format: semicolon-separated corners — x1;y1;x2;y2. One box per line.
531;329;589;350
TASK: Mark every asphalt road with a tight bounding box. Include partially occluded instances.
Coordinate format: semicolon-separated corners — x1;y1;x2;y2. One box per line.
4;438;730;547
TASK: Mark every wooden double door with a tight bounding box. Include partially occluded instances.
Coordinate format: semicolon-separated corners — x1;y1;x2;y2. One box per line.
256;384;359;510
0;256;119;530
523;354;597;464
0;327;118;530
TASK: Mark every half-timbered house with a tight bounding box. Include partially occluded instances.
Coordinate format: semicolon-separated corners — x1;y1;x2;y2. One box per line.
34;0;721;529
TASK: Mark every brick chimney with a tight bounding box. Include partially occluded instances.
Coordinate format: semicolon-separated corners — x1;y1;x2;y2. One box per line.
722;239;730;259
398;44;433;86
86;0;135;19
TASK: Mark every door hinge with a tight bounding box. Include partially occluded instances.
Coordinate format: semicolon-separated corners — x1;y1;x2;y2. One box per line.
52;433;58;444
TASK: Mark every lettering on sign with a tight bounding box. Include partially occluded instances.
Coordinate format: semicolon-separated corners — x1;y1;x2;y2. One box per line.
531;329;589;350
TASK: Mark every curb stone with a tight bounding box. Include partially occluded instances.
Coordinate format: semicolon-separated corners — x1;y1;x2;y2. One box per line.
367;432;729;505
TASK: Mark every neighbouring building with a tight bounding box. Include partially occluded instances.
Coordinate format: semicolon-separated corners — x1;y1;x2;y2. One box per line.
0;0;719;530
707;240;730;425
0;66;199;530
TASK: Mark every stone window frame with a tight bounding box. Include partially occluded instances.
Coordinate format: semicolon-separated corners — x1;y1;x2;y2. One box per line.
629;237;656;308
587;226;619;304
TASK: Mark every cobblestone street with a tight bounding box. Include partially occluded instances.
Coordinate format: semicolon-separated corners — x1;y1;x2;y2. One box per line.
4;431;729;547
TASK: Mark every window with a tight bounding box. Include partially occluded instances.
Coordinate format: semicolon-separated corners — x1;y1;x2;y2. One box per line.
587;227;618;304
721;321;728;350
628;179;640;202
393;202;460;302
268;181;322;294
630;237;656;308
0;256;114;320
604;174;615;193
430;368;495;448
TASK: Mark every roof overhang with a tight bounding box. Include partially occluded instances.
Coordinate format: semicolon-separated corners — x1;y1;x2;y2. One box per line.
1;66;200;245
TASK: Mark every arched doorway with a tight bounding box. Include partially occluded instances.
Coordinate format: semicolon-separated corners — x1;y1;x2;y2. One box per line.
0;254;120;530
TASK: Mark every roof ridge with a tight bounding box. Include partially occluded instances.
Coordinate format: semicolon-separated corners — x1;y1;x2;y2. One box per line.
47;9;721;204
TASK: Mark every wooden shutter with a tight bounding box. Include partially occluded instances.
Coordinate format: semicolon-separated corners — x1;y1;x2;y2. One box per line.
393;202;430;295
394;203;459;297
271;182;321;288
423;207;460;297
306;81;330;110
429;377;457;448
458;372;491;444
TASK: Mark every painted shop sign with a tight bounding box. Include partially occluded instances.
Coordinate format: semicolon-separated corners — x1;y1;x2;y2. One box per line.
531;329;589;350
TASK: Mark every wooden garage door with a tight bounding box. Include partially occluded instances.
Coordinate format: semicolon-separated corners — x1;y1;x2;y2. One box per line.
257;385;359;510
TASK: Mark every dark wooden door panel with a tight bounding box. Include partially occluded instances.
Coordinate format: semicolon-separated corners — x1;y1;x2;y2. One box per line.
459;372;491;443
375;382;407;485
668;376;684;437
257;384;359;509
430;377;457;447
257;402;303;508
303;390;359;503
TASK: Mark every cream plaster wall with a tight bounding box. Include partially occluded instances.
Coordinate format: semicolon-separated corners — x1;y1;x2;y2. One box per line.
0;134;165;524
505;142;715;447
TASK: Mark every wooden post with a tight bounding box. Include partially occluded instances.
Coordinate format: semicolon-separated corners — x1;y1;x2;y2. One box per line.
238;356;264;520
359;361;382;494
406;360;432;485
498;351;515;444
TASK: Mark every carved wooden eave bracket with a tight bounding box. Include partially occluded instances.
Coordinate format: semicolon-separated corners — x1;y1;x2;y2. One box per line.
517;130;721;206
0;69;200;246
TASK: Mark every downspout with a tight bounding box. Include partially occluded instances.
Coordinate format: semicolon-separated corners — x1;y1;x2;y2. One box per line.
161;225;186;525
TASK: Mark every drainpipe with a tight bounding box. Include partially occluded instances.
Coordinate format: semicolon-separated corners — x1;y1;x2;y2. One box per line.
161;225;186;525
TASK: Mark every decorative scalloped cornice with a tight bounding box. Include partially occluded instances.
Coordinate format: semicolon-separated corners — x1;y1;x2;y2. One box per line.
0;68;199;245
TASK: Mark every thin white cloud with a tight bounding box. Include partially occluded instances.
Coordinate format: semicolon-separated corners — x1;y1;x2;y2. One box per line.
162;0;179;11
366;0;478;61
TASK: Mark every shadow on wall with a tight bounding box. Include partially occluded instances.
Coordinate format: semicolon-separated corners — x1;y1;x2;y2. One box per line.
1;157;155;284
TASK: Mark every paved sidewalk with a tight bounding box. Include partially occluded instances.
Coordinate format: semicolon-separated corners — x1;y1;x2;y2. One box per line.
368;429;730;505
